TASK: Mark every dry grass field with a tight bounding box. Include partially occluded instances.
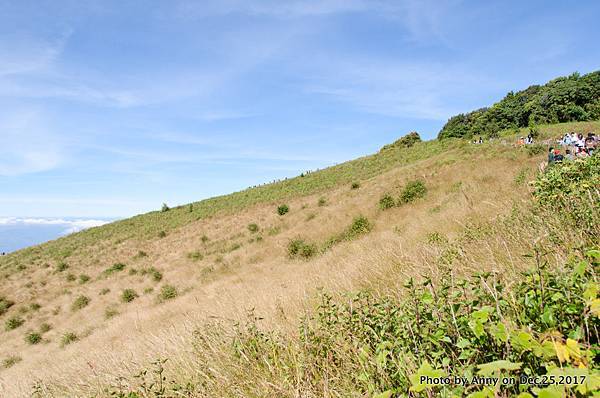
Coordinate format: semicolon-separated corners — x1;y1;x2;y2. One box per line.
0;121;598;397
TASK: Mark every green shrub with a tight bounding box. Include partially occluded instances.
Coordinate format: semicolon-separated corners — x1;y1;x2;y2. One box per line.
201;235;210;243
187;251;204;261
158;230;167;238
25;332;42;345
351;182;360;189
2;355;21;369
78;274;90;284
398;179;427;204
158;285;178;301
56;262;69;272
380;131;421;150
526;143;545;156
0;296;15;316
71;295;90;311
121;289;138;303
140;267;163;282
39;323;52;333
161;203;170;212
288;239;318;260
346;215;372;238
5;316;24;331
317;197;327;206
61;332;78;347
104;262;126;275
247;223;259;233
66;273;76;282
277;204;289;216
104;306;119;319
134;250;148;259
533;155;599;236
378;193;395;210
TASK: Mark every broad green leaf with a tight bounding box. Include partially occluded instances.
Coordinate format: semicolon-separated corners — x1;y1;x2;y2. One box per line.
476;360;521;376
373;391;393;398
409;361;445;392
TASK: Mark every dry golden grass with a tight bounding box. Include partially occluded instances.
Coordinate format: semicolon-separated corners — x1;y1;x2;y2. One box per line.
0;123;596;396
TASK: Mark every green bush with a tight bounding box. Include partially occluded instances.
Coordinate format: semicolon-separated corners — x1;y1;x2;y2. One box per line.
25;332;42;345
346;215;372;238
104;262;126;275
158;230;167;238
351;182;360;189
159;285;178;301
288;239;318;260
398;180;427;204
39;323;52;333
378;193;395;210
105;306;119;319
79;274;91;284
71;295;90;311
277;204;289;216
56;262;69;272
66;273;76;282
247;223;259;233
61;332;78;347
533;155;599;236
140;267;163;282
2;355;21;369
525;143;545;156
317;197;327;206
121;289;138;303
187;251;204;261
5;316;24;331
0;296;15;316
161;203;170;212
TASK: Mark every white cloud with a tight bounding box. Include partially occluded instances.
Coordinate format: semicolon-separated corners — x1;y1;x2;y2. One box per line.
0;217;110;235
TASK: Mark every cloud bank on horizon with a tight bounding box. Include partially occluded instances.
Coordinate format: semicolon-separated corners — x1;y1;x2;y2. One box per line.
0;217;111;235
1;0;599;217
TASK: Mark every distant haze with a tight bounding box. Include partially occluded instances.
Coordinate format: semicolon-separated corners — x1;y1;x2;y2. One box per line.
0;217;111;253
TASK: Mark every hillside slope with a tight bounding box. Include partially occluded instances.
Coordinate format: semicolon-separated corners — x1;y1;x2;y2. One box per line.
0;121;598;397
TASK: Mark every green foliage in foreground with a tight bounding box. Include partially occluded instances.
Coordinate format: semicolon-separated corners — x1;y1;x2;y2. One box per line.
438;70;600;139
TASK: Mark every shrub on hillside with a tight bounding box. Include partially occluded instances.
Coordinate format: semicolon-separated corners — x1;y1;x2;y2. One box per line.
0;296;15;316
247;223;259;233
288;239;318;260
187;251;204;261
378;193;395;210
161;203;170;212
380;131;421;151
55;262;69;272
533;155;599;236
277;204;289;216
61;332;78;347
25;332;42;345
4;316;24;331
71;295;90;311
121;289;139;303
2;355;21;369
158;285;178;301
104;262;126;275
351;182;360;189
525;143;545;156
79;274;91;284
317;197;327;207
398;180;427;204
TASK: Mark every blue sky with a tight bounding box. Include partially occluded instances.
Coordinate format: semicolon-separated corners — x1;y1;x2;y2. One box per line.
1;0;599;218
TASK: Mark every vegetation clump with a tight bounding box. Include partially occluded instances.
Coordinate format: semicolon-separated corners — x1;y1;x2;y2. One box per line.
277;204;289;215
158;285;178;301
378;193;395;210
351;181;360;189
247;223;259;233
61;332;78;347
71;295;90;311
104;262;126;275
2;355;21;369
121;289;139;303
25;332;42;345
0;296;15;316
398;180;427;204
288;239;318;260
5;316;24;331
380;131;421;151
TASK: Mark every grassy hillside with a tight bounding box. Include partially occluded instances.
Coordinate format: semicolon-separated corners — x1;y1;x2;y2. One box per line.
0;121;598;397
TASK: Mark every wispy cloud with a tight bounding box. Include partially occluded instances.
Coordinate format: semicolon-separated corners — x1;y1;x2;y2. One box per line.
0;217;110;235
